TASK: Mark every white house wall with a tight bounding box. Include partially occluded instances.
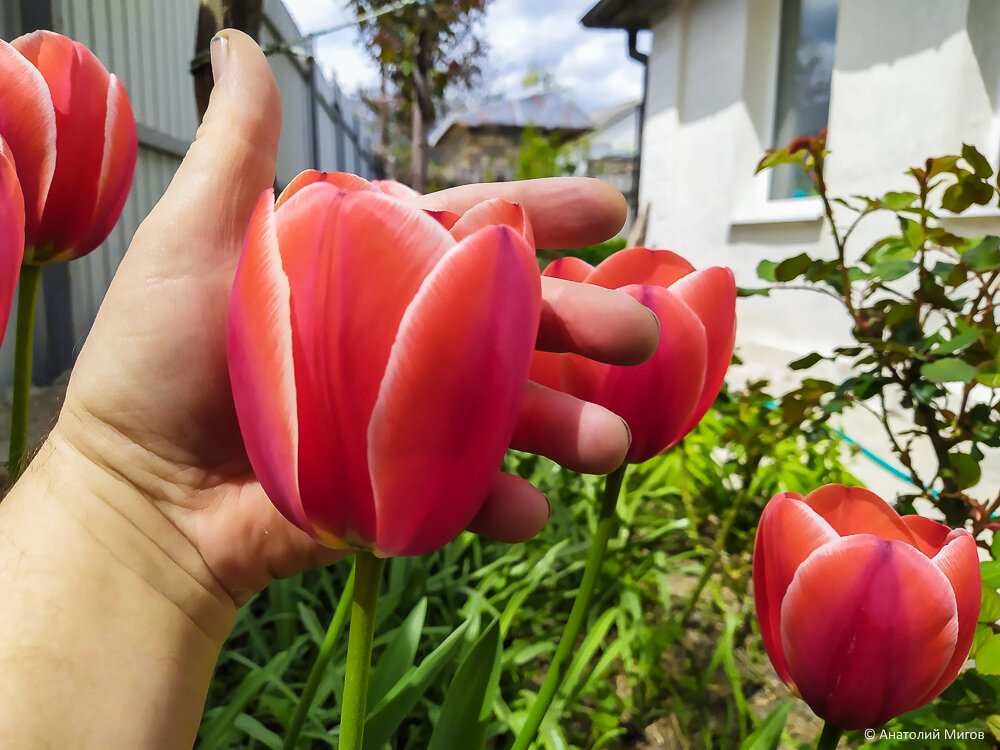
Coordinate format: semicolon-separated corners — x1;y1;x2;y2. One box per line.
638;0;1000;497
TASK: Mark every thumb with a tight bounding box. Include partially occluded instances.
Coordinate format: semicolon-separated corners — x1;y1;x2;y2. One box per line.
134;29;280;262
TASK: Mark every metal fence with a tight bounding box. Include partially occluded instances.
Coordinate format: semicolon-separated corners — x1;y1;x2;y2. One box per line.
0;0;377;388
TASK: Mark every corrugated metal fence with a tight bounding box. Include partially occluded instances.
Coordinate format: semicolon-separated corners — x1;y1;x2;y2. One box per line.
0;0;377;388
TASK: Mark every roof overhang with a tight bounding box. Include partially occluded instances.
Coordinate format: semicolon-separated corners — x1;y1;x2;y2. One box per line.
580;0;666;30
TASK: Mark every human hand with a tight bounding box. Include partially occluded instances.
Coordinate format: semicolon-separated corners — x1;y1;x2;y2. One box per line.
45;30;658;605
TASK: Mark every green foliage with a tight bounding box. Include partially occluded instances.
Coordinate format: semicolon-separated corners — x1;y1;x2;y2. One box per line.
516;125;575;181
756;137;1000;537
202;382;856;748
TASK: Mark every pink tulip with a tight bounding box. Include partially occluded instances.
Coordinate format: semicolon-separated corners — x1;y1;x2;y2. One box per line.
530;247;736;463
227;175;541;556
0;138;24;335
753;485;981;729
0;31;136;263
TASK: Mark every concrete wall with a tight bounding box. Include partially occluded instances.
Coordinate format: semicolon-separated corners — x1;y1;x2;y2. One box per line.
637;0;1000;497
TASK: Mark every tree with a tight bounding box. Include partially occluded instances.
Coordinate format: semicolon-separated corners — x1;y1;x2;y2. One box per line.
348;0;490;192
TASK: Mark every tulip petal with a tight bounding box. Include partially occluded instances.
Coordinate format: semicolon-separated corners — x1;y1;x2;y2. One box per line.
426;209;460;230
911;529;981;706
275;170;377;209
76;75;136;259
900;514;953;557
585;246;694;290
277;186;456;547
0;139;25;341
0;37;56;238
448;198;535;248
15;31;111;258
803;484;919;546
227;190;308;533
669;266;737;435
781;535;958;729
752;492;838;686
561;284;707;462
529;350;564;391
369;225;540;556
542;255;594;282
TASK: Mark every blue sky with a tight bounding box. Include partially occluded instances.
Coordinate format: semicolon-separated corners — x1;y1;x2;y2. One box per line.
284;0;648;114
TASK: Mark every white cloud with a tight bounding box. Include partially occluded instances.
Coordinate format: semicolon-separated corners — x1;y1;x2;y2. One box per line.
283;0;646;112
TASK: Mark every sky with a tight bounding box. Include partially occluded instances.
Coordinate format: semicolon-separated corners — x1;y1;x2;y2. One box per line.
283;0;648;115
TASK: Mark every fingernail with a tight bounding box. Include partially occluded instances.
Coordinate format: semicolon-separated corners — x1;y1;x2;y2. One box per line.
544;493;552;521
211;34;229;84
620;416;632;447
650;307;661;336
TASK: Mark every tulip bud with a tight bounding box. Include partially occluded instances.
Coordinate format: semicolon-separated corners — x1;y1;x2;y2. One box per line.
530;247;736;463
0;31;136;263
227;173;541;556
0;137;24;337
753;485;981;729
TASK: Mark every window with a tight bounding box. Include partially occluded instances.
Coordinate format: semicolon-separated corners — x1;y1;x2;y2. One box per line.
770;0;838;199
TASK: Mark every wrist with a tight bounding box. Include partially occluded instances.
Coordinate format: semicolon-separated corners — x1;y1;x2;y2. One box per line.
5;426;238;637
0;432;237;747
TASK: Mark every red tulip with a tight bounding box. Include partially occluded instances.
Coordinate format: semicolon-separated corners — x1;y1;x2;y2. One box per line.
0;31;136;263
0;137;24;335
530;247;736;462
227;175;541;556
753;485;981;729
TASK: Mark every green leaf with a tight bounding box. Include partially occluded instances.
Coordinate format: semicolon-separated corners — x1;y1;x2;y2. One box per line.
880;191;918;210
427;619;502;750
738;286;771;298
928;154;961;178
976;633;1000;675
199;638;305;750
863;237;913;265
899;216;924;249
981;587;1000;623
362;622;469;750
870;259;917;282
982;560;1000;587
739;700;794;750
757;260;778;282
988;714;1000;742
789;352;824;370
963;143;994;179
976;361;1000;388
756;149;806;173
929;329;980;355
368;597;427;708
921;358;977;383
947;453;981;490
774;253;813;282
963;236;1000;272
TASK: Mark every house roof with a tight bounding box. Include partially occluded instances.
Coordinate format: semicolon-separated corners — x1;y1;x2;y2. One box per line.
580;0;667;30
430;91;593;146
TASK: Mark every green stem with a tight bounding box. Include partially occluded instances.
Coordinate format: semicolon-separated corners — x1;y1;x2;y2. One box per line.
338;551;385;750
8;264;41;484
283;565;356;750
815;721;843;750
677;484;753;628
510;463;628;750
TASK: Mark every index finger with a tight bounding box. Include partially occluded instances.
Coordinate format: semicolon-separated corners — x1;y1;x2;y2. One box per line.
412;177;627;249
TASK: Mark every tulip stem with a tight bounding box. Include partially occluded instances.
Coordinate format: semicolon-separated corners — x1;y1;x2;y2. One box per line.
510;463;628;750
338;550;385;750
283;564;356;750
815;721;843;750
8;264;41;485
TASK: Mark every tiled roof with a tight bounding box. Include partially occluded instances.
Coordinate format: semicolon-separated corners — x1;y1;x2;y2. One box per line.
431;92;593;145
